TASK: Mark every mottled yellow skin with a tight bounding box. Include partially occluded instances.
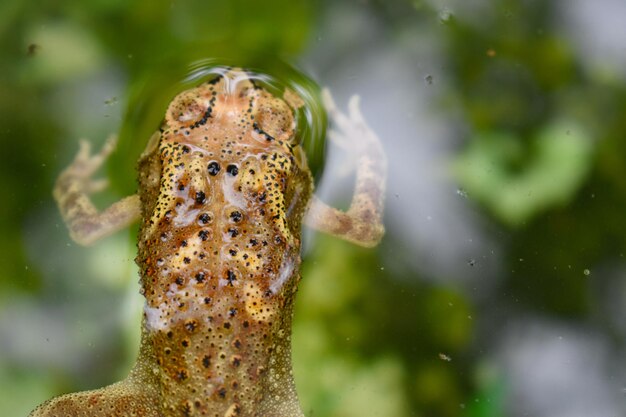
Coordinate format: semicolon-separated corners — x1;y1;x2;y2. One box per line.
35;69;386;417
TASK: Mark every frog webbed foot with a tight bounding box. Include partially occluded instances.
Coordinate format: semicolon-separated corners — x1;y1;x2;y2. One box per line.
305;90;387;248
56;135;117;195
53;135;141;246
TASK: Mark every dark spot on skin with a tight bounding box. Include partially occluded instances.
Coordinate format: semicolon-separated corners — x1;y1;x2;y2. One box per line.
226;270;236;286
207;161;220;176
175;277;184;285
229;249;237;256
204;297;211;304
198;230;209;241
180;240;188;247
177;370;188;381
195;272;206;283
228;228;239;237
202;355;211;368
229;308;237;317
242;321;249;328
167;331;173;338
182;145;191;154
195;191;206;204
183;257;191;264
185;320;197;332
249;239;258;246
182;340;189;347
231;356;241;367
199;213;211;224
224;322;231;329
226;164;239;176
230;211;242;222
218;388;227;398
233;339;242;349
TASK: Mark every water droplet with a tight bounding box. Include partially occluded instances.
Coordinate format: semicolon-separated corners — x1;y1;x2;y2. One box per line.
424;74;434;85
583;269;591;276
456;188;468;198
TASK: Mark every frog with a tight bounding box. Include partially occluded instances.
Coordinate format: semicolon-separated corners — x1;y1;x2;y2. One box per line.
31;68;386;417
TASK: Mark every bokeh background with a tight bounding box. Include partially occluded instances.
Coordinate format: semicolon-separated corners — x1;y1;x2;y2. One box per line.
1;0;626;416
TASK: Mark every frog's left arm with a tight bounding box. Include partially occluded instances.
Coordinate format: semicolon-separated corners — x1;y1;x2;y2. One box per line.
53;135;141;246
305;90;387;247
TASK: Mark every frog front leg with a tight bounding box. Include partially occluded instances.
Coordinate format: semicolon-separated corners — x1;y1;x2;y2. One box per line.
53;135;141;246
305;90;387;247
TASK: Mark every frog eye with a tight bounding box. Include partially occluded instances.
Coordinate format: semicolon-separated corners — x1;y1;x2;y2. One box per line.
165;91;212;129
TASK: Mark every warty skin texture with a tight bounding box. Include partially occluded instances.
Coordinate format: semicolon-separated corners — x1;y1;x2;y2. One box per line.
33;69;386;417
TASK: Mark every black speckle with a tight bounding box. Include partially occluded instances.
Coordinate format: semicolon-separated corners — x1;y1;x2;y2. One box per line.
199;213;211;224
229;308;237;317
226;270;236;286
195;272;206;283
230;211;242;222
202;355;211;368
195;191;206;204
198;230;209;241
226;164;239;176
183;257;191;264
207;161;220;176
228;228;239;238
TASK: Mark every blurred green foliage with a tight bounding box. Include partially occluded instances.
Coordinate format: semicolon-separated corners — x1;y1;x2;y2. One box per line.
454;121;592;225
1;0;626;416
